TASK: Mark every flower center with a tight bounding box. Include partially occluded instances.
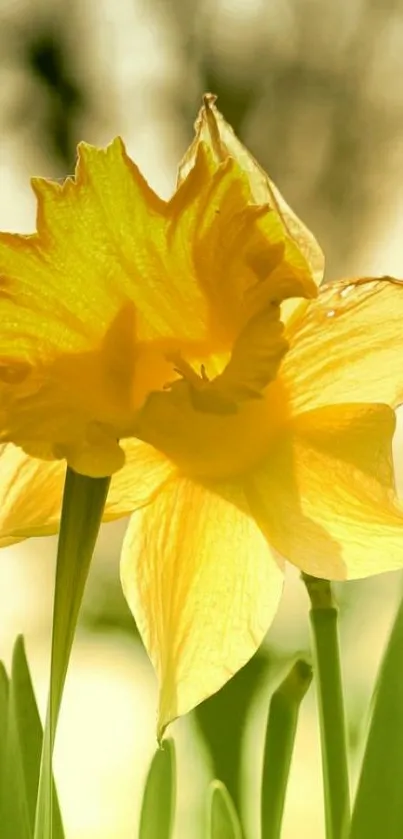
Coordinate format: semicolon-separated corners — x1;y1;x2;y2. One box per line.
134;304;290;479
136;377;288;479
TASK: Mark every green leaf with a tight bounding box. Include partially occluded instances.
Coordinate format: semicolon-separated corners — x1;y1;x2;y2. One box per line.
0;637;65;839
207;781;243;839
10;636;46;831
0;649;32;839
350;595;403;839
194;651;267;814
34;468;110;839
0;661;9;796
139;738;176;839
0;659;27;839
261;659;312;839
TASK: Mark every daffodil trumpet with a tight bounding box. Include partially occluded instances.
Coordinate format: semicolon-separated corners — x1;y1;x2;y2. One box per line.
1;94;403;735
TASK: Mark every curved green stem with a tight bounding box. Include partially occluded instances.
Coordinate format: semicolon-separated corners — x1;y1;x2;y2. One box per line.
302;574;350;839
261;659;312;839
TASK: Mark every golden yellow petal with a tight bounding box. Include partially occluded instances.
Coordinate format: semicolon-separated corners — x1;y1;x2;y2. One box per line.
245;403;403;580
0;138;213;350
169;143;316;346
178;94;324;289
0;444;65;547
120;476;284;734
0;440;175;546
108;439;176;515
282;276;403;413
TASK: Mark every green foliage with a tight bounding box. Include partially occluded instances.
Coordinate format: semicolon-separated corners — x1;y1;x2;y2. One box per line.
34;468;110;839
0;637;64;839
0;662;9;803
207;781;243;839
349;595;403;839
194;652;268;814
261;659;312;839
139;739;176;839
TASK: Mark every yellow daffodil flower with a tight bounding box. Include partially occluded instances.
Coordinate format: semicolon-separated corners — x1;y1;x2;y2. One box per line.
1;95;403;734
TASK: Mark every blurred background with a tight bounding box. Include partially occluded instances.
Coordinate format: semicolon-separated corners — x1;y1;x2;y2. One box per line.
1;0;403;836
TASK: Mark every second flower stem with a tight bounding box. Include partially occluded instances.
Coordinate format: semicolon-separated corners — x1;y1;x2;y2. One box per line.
302;574;350;839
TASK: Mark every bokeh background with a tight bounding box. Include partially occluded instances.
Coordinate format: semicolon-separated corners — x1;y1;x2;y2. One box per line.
1;0;403;836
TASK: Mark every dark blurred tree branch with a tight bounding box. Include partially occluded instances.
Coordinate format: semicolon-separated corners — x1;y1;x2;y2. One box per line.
25;26;84;168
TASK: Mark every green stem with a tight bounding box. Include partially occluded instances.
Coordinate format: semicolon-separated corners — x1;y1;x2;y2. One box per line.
261;659;313;839
34;467;110;839
302;574;350;839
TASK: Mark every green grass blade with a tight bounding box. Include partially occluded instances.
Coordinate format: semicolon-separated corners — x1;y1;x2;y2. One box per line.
0;661;9;795
261;659;312;839
11;637;65;838
139;739;176;839
0;658;29;839
207;781;243;839
34;468;110;839
0;682;31;838
350;595;403;838
10;636;45;832
0;638;65;839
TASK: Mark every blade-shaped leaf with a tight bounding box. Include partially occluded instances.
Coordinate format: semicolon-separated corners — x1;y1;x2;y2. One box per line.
0;657;31;839
350;595;403;838
207;781;243;839
139;739;176;839
0;659;27;839
10;636;45;832
261;659;312;839
0;662;9;795
34;468;110;839
0;637;64;839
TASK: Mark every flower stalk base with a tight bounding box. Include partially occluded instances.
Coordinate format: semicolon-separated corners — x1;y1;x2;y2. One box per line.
302;573;350;839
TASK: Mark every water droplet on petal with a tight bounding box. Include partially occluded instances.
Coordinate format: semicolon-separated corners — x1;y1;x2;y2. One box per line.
326;309;336;318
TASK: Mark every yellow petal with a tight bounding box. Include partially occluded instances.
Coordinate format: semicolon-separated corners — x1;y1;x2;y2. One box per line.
0;139;206;350
108;439;176;516
120;476;284;734
282;276;403;413
171;143;317;341
0;444;65;547
0;440;175;546
178;94;324;289
246;403;403;580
